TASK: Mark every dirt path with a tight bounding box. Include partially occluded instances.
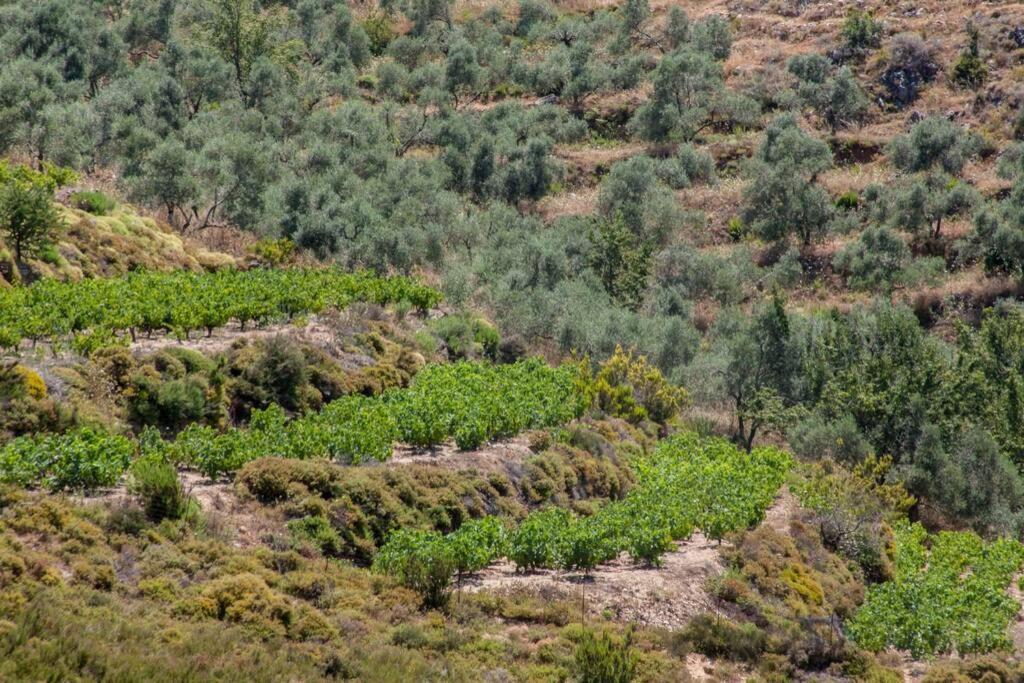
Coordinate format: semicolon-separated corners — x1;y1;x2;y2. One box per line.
764;484;798;534
1009;573;1024;653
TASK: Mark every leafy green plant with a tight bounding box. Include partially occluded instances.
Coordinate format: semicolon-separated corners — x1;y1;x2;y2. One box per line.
0;428;134;491
842;10;882;52
287;515;343;556
0;267;441;351
572;627;638;683
508;507;570;571
849;522;1024;656
373;528;456;608
952;23;987;89
128;453;189;522
70;190;116;215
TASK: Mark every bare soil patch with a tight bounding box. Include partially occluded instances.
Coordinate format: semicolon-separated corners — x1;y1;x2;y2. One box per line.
386;435;537;480
465;533;726;630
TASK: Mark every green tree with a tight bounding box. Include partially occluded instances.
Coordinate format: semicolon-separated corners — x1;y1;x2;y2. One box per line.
882;116;980;239
588;214;652;310
0;181;61;264
952;23;987;90
204;0;286;102
742;115;834;245
127;139;200;229
842;10;882;53
630;49;757;142
444;38;482;107
705;293;803;450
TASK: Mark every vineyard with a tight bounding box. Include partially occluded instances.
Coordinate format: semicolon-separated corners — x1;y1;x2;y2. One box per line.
374;433;792;603
848;522;1024;657
0;359;588;488
0;267;441;352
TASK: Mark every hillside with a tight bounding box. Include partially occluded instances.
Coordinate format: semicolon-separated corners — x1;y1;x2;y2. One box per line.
0;181;234;285
3;0;1024;681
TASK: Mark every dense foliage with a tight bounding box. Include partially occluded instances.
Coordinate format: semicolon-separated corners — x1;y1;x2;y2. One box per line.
0;358;587;485
849;522;1024;657
0;267;440;352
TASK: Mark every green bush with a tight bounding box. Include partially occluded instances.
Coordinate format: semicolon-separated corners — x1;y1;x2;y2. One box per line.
834;226;912;291
842;10;882;51
70;191;116;216
572;628;638;683
952;24;987;90
836;191;859;211
681;614;767;662
508;507;570;571
429;315;500;361
128;454;189;522
372;528;456;608
287;515;343;556
236;458;343;503
362;12;394;56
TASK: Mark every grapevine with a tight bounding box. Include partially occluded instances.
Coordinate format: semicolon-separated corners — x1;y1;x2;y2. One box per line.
0;359;588;486
0;267;441;352
376;432;792;599
848;521;1024;657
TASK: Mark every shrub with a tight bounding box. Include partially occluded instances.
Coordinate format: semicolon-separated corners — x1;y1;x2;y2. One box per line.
372;528;456;608
287;515;343;556
128;454;189;522
572;628;638;683
429;315;500;361
70;191;116;216
657;144;715;189
362;12;394;56
842;10;882;52
881;33;939;105
508;507;570;571
247;238;295;266
593;345;688;424
834;226;911;291
788;413;871;464
836;191;859;211
680;614;767;662
236;458;342;503
192;573;294;639
952;24;987;89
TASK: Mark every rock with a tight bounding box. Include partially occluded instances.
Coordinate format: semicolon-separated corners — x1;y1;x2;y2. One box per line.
1011;26;1024;48
533;94;558;106
882;68;920;108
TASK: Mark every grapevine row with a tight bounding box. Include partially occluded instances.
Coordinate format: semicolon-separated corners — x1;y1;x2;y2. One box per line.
0;359;589;488
0;267;441;352
373;433;792;600
848;522;1024;657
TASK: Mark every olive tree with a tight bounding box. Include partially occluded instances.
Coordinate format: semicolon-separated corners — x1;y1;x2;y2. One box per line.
880;116;980;240
630;49;758;141
741;115;834;246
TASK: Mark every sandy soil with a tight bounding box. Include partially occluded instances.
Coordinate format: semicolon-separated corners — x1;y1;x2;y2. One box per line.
386;435;537;479
465;532;725;629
